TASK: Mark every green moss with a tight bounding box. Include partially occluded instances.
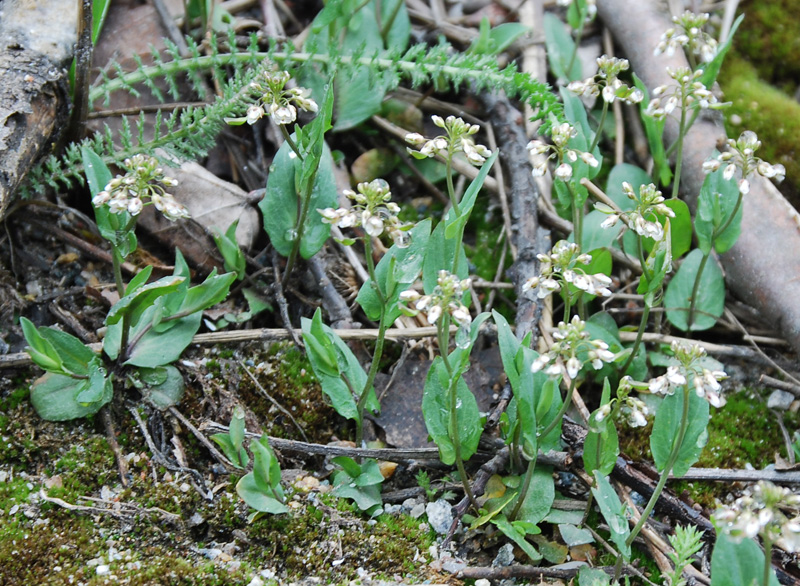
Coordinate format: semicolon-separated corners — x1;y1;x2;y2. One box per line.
719;58;800;208
618;389;795;509
47;437;116;502
734;0;800;89
247;498;434;582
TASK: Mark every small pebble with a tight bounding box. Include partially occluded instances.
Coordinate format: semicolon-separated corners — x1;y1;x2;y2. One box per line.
425;500;454;534
768;389;794;411
96;565;111;576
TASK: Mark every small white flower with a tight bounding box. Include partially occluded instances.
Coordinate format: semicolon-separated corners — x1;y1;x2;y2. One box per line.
426;304;442;325
554;163;573;181
246;104;265;124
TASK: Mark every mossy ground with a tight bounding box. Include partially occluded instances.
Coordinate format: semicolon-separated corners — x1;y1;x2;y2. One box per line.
618;388;796;509
0;345;439;586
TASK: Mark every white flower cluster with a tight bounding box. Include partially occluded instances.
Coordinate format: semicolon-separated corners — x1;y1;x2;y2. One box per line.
714;481;800;553
654;11;718;64
244;70;318;126
92;155;189;221
598;182;674;241
647;341;727;407
567;56;644;105
644;67;718;120
527;122;599;180
522;240;613;299
702;130;785;194
318;179;411;247
532;316;616;380
399;270;472;327
406;115;492;166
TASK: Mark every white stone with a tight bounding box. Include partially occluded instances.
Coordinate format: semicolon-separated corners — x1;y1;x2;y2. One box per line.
425;499;454;534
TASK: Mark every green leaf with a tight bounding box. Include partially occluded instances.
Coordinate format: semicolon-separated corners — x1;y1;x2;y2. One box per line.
514;466;555;526
261;135;338;259
699;14;744;89
421;358;482;465
30;372;112;421
544;12;581;82
334;66;388;131
236;473;288;514
584;380;619;476
105;276;184;327
633;75;672;187
445;151;499;240
696;167;742;255
579;210;622;252
40;326;97;375
492;515;543;562
651;388;709;478
212;221;246;280
422;220;469;291
578;567;613;586
177;271;236;316
20;318;67;375
81;147;113;196
229;405;246;451
75;359;112;405
591;471;631;560
301;309;374;421
605;163;654;210
380;0;411;51
710;531;778;586
356;219;431;322
143;365;185;409
664;249;725;331
121;307;203;368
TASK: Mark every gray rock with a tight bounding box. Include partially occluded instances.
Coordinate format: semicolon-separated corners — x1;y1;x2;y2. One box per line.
768;389;795;410
492;543;515;567
410;502;426;519
425;500;454;534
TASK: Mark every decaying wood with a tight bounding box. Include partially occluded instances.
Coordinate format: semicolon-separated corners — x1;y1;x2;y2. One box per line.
597;0;800;357
0;0;77;221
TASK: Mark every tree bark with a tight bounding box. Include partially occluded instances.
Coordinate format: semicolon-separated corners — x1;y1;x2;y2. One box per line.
0;0;77;220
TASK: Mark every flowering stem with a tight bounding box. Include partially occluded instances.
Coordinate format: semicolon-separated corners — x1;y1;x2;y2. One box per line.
538;378;577;446
282;162;320;288
763;537;774;586
438;318;479;512
568;183;584;252
613;382;692;583
619;240;652;376
355;239;389;448
280;125;304;161
509;456;537;521
670;105;687;200
686;251;710;331
619;303;650;376
589;100;608;154
111;250;126;298
565;18;587;82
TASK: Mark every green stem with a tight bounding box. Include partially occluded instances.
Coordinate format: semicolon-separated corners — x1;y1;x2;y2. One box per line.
671;105;687;200
280;125;304;161
439;319;479;511
619;303;650;376
111;250;126;297
509;456;537;521
445;157;466;277
685;250;710;331
355;239;389;448
282;162;320;288
568;182;583;252
763;537;773;586
613;383;692;582
564;18;586;81
589;99;608;153
538;378;577;445
714;190;744;243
